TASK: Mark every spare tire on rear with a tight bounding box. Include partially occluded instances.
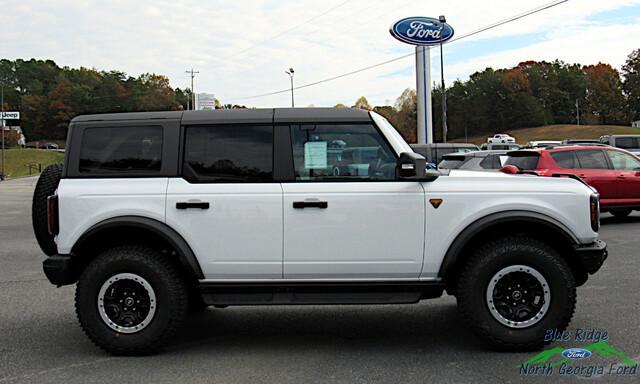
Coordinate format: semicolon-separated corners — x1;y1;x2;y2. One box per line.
32;163;63;256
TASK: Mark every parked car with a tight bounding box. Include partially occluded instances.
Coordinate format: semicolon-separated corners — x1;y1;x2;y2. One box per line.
562;139;601;145
505;145;640;216
410;143;480;165
487;134;515;144
39;142;59;150
486;142;521;150
33;108;605;355
526;141;562;148
438;150;508;171
600;135;640;156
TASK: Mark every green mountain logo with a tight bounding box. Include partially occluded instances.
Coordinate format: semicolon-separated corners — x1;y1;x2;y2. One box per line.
518;340;637;368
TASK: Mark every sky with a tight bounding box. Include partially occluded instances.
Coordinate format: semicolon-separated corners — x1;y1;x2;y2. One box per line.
1;0;640;108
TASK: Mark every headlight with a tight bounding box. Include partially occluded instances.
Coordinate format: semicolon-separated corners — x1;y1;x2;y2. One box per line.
590;194;600;232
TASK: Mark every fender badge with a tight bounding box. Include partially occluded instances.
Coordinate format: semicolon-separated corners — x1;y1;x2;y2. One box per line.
429;199;443;209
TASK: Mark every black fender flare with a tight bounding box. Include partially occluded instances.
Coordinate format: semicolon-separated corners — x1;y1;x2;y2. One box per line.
72;215;204;280
438;210;579;279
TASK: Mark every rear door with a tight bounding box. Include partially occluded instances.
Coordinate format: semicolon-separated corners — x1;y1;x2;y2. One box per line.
165;124;283;280
605;149;640;201
281;123;425;280
573;149;617;201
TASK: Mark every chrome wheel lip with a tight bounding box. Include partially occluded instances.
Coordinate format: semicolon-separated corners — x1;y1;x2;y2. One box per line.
486;265;550;329
98;273;156;334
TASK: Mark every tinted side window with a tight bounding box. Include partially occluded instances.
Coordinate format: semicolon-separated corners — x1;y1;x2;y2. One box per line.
290;124;396;181
575;150;609;169
551;151;577;168
184;125;273;182
79;126;162;173
504;155;539;170
615;137;639;149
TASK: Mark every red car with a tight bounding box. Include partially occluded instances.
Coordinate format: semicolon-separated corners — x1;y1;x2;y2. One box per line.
505;145;640;217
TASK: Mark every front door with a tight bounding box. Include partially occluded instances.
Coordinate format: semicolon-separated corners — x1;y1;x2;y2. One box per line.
605;149;640;202
281;123;425;280
165;124;283;280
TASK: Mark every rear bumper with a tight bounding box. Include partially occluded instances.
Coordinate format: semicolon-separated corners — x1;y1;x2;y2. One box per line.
43;255;78;286
574;240;608;274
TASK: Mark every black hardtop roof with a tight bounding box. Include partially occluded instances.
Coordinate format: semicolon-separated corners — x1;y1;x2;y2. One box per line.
71;107;372;124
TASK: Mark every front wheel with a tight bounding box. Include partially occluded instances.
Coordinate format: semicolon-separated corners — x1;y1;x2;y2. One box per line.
75;245;188;355
456;236;576;351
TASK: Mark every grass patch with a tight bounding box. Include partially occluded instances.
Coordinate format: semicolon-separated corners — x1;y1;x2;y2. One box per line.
0;148;65;178
453;124;639;145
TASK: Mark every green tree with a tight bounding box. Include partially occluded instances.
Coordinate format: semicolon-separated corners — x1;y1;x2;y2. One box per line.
353;96;372;110
622;48;640;122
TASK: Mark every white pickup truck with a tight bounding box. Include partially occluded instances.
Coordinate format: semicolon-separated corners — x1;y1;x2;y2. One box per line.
488;133;516;143
32;108;606;355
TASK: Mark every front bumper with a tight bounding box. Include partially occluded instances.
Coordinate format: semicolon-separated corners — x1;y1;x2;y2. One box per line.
43;255;78;286
574;240;608;274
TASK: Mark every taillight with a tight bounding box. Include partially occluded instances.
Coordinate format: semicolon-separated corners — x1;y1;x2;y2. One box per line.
47;195;59;235
590;194;600;232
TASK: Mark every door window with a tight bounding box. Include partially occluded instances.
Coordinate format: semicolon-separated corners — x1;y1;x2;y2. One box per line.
290;124;397;181
183;125;273;182
606;150;640;171
575;150;609;170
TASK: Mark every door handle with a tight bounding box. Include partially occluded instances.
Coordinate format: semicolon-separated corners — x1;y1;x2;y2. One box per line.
293;201;328;209
176;201;210;210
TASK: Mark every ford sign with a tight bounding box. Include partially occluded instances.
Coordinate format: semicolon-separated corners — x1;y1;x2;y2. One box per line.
390;17;454;46
562;348;593;359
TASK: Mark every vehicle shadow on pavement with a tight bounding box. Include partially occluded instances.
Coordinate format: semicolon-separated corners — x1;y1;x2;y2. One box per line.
600;215;640;226
167;300;486;354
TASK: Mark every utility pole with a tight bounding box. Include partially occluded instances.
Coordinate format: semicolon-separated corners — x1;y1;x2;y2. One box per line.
285;68;295;107
575;99;580;125
185;68;199;110
438;15;447;143
1;81;5;179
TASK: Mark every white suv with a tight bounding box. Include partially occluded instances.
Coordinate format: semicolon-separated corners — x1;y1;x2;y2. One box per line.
488;134;516;144
32;108;607;355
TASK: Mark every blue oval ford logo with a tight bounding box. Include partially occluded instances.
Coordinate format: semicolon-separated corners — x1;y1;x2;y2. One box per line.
390;17;454;46
562;348;593;359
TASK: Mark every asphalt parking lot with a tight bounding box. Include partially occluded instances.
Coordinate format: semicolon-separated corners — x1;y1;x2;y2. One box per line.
0;176;638;383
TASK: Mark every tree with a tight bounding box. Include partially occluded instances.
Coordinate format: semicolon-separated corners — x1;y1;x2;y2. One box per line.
583;63;626;124
353;96;372;110
622;48;640;122
334;103;347;108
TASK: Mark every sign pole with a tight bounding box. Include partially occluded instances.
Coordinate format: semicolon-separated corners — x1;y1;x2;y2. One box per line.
415;45;433;144
1;83;5;178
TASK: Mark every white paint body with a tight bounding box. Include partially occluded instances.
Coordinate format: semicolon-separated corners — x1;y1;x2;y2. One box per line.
55;112;599;282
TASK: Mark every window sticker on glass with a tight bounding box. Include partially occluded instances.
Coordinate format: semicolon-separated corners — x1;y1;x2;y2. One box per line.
304;141;328;169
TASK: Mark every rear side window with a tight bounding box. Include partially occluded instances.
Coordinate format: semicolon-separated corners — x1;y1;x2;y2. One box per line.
551;151;577;168
183;125;273;182
575;150;609;170
79;126;163;173
504;154;539;170
479;155;502;169
438;158;466;169
615;137;640;149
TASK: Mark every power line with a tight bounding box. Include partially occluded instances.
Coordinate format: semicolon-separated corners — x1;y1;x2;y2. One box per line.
220;0;353;61
224;0;569;102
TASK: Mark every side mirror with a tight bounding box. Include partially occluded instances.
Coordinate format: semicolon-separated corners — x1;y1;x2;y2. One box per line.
397;152;439;181
500;165;520;174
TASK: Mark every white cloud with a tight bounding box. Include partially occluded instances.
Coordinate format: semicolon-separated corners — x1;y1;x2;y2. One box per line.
1;0;639;108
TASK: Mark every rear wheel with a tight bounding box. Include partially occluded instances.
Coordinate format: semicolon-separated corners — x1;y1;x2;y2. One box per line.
611;209;631;218
75;245;188;355
456;236;576;351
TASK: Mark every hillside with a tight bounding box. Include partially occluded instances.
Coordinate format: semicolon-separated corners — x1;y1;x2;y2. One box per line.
452;124;638;145
1;149;65;179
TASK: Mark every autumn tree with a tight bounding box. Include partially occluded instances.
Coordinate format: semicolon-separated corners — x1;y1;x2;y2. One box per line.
583;63;626;124
353;96;372;110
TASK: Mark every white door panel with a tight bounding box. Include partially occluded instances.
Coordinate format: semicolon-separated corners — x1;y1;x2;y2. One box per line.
165;178;283;279
282;182;425;279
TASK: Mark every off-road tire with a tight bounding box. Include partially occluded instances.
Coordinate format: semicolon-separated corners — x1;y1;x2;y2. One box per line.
611;209;631;218
456;236;576;351
75;245;188;355
31;163;63;256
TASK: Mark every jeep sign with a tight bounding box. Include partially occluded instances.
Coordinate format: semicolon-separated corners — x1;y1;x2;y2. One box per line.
389;17;454;46
1;111;20;120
